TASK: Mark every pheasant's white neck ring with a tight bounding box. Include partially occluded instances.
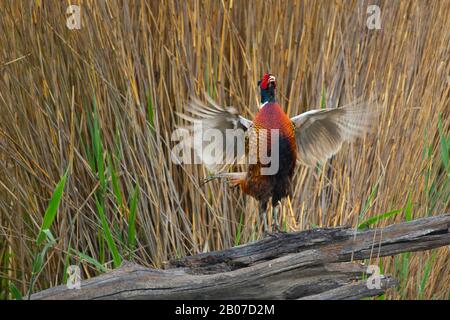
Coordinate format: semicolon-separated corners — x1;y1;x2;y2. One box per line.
259;101;268;109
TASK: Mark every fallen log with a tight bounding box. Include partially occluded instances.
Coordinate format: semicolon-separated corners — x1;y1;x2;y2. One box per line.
31;213;449;300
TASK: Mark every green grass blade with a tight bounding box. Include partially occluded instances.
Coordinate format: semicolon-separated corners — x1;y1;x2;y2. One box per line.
127;183;139;252
9;282;23;300
71;249;107;273
400;251;411;298
234;212;244;246
29;230;56;297
108;154;124;210
95;198;122;268
418;251;437;299
437;114;449;175
358;181;380;222
98;230;105;264
147;93;154;129
9;283;22;300
92;99;106;193
320;87;326;109
36;170;68;245
404;192;413;222
358;208;403;229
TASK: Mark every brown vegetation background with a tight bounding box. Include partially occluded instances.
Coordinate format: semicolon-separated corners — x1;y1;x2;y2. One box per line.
0;0;449;299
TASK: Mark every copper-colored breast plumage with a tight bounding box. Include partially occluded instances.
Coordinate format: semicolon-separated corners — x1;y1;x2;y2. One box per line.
241;102;297;206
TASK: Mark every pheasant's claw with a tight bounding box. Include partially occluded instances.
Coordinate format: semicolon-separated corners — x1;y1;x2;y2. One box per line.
272;221;282;233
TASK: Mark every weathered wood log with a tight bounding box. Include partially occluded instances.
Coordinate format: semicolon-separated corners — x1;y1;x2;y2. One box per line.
299;276;398;300
31;213;449;300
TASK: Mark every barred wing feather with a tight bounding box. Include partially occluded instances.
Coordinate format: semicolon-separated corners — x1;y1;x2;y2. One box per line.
177;94;252;172
291;99;380;166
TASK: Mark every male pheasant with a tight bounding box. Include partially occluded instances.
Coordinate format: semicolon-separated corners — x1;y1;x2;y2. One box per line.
179;74;379;231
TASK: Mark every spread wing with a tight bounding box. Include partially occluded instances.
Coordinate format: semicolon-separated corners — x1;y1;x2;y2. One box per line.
291;99;380;166
177;93;252;172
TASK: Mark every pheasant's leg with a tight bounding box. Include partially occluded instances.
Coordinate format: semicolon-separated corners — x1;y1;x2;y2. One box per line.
272;200;281;232
263;202;284;238
263;211;268;231
259;202;269;233
272;201;282;232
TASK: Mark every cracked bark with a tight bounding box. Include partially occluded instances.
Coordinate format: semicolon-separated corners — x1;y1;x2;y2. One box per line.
31;213;449;300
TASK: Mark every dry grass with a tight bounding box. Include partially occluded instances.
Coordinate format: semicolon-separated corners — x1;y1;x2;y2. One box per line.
0;0;449;299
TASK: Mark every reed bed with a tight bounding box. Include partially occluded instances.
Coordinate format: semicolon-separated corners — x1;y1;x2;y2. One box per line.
0;0;448;299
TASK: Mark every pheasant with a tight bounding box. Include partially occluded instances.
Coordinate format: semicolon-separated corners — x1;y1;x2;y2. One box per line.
179;74;379;231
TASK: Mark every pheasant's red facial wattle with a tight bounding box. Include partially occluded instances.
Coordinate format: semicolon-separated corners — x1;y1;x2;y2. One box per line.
259;74;276;104
259;74;270;89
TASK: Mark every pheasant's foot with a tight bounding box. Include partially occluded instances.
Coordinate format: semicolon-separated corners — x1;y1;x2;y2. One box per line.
272;221;282;233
